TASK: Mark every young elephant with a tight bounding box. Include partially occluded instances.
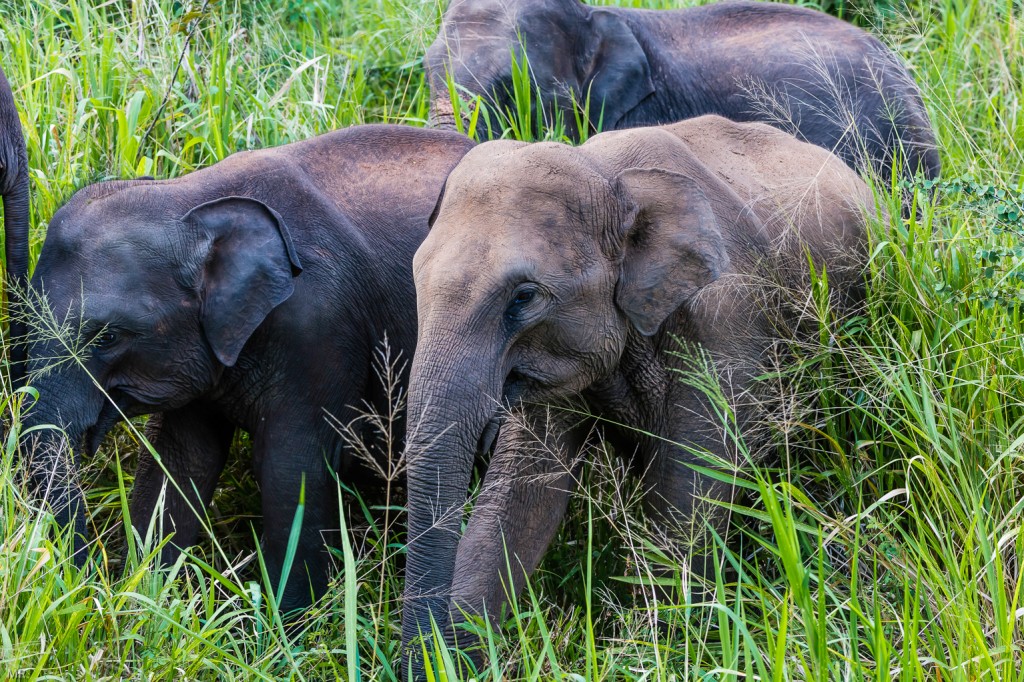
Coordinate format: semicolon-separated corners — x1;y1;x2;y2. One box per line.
18;124;474;611
1;65;30;389
401;115;877;672
426;0;939;186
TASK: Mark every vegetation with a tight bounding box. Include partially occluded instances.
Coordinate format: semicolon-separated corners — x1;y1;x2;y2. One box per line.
0;0;1022;679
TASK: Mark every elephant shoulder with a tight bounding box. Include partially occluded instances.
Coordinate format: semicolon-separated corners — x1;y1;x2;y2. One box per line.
623;117;874;284
275;125;476;224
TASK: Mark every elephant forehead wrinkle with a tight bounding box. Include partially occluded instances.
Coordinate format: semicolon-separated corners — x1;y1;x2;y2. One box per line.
86;234;167;274
415;243;489;302
48;216;179;276
83;290;162;320
443;178;606;236
426;202;608;297
429;243;536;290
440;203;580;266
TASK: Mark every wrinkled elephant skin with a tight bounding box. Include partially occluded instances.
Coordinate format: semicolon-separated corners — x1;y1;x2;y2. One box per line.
22;124;474;611
401;115;877;675
426;0;939;188
0;65;30;390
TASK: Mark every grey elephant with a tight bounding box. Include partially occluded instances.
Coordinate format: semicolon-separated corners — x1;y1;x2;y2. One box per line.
426;0;939;187
16;124;474;611
1;65;29;389
400;115;877;674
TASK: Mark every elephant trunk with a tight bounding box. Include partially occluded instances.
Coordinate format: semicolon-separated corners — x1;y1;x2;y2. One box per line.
401;330;502;675
21;368;104;564
0;67;29;390
4;181;29;389
25;424;88;560
427;96;470;132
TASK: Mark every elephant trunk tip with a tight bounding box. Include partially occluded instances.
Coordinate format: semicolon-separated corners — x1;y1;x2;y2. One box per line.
401;591;459;682
427;98;472;132
21;425;92;566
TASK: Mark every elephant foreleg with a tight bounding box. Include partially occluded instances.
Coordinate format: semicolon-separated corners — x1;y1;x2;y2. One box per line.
129;404;234;564
641;384;745;596
255;418;341;614
449;401;590;657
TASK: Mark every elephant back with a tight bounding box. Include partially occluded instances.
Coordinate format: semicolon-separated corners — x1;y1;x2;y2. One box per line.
663;115;875;300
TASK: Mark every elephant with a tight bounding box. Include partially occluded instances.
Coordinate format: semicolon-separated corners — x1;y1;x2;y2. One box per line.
1;65;29;390
400;114;877;674
17;124;474;611
425;0;940;189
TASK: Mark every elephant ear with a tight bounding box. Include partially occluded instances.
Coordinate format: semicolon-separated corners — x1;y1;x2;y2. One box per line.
184;196;303;367
613;168;729;336
577;9;654;130
428;178;448;229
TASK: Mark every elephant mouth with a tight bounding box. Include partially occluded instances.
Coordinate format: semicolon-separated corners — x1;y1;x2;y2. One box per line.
505;366;573;404
84;391;131;455
473;368;553;457
505;368;541;399
477;412;504;457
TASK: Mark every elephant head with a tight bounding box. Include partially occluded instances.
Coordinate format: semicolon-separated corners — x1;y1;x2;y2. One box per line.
425;0;654;138
23;185;301;556
0;66;30;390
401;131;737;663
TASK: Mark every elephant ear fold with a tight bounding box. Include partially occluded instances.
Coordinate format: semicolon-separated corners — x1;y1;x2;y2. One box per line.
613;168;729;336
428;178;448;229
577;9;654;130
184;196;303;367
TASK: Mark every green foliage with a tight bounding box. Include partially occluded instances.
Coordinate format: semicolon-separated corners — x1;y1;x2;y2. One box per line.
813;0;901;24
0;0;1022;680
925;177;1024;307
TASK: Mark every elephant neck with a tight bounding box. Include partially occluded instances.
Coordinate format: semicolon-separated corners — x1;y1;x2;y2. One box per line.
203;351;275;432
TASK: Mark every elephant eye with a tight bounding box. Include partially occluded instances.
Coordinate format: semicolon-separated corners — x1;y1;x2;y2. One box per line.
511;289;535;306
506;285;540;319
93;330;119;350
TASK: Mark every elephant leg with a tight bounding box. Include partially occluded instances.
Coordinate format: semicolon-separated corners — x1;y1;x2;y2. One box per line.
255;419;339;614
129;404;234;564
640;386;743;595
448;402;590;661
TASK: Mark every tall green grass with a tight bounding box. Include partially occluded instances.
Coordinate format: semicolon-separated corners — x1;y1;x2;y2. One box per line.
0;0;1022;679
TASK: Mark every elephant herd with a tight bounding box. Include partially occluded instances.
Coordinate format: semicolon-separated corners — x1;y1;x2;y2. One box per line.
1;0;937;677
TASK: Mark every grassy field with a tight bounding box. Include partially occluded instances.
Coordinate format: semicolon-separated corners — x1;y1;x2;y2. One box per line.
1;0;1023;679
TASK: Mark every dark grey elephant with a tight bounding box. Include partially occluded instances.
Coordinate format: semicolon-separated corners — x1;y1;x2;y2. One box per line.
20;124;474;611
401;115;876;674
426;0;940;187
1;65;30;389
